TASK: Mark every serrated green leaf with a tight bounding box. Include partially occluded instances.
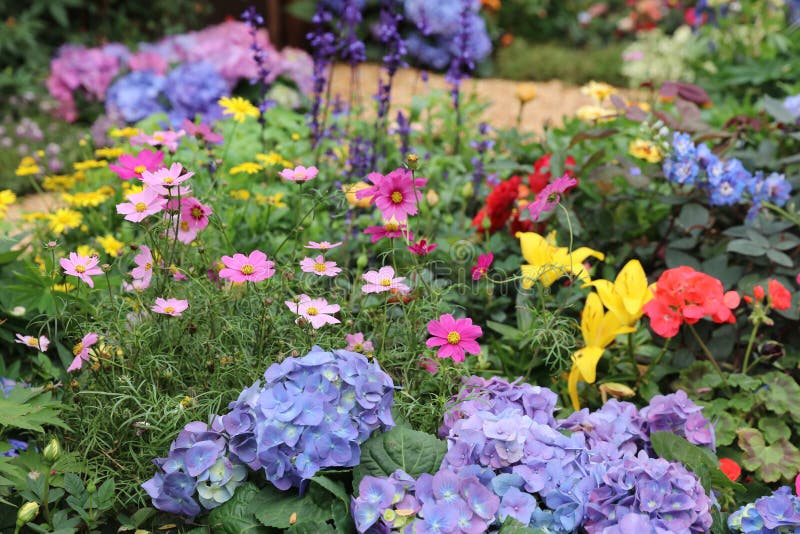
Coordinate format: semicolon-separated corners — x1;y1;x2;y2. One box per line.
758;417;791;444
755;372;800;419
206;482;269;534
353;426;446;491
252;484;340;530
737;428;800;483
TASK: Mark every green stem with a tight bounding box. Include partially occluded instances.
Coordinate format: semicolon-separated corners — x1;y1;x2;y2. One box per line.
639;337;670;385
687;323;726;382
41;469;52;527
741;320;761;374
627;332;637;373
763;201;800;227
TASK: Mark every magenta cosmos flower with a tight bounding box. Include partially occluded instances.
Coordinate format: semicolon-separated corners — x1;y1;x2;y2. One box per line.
141;162;193;196
219;250;276;283
108;149;164;180
526;174;579;221
305;241;342;251
151;297;189;317
363;220;414;243
15;334;50;351
285;294;340;329
60;252;103;288
67;332;98;372
345;332;374;354
300;255;341;277
361;266;410;294
426;314;483;362
117;188;167;223
471;252;494;281
180;197;212;230
279;165;318;182
408;238;438;255
356;169;427;222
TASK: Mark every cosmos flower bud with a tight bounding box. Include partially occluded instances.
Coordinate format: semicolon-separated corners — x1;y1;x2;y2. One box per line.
425;189;439;207
515;82;537;104
16;502;39;525
43;438;60;462
405;153;419;171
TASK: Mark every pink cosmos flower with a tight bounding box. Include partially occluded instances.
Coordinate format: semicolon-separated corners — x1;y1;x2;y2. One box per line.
130;245;154;287
172;218;199;244
363;220;414;243
67;332;98;372
471;252;494;281
108;149;164;180
356;168;427;222
117;188;167;223
219;250;276;283
418;357;439;374
279;165;318;182
181;119;224;145
141;162;194;196
131;129;185;152
285;294;340;329
345;333;374;354
60;252;103;288
151;297;189;317
305;241;342;251
426;314;483;362
15;334;50;351
362;266;410;294
300;255;342;277
408;238;438;255
526;174;579;221
180;197;213;230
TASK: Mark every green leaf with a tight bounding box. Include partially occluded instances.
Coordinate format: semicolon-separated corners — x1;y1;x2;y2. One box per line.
727;374;762;391
498;517;546;533
758;417;792;444
727;239;767;257
0;387;68;433
252;483;348;531
766;248;794;268
207;482;269;534
353;426;446;491
755;372;800;419
676;203;710;231
737;428;800;483
486;320;523;340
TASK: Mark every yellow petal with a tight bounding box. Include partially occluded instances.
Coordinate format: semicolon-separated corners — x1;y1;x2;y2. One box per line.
568;365;583;411
617;260;648;316
572;346;605;384
517;232;552;266
599;382;636;399
581;293;605;345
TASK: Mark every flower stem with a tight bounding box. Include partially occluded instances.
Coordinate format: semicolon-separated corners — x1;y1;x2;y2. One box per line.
741;321;761;375
686;323;726;381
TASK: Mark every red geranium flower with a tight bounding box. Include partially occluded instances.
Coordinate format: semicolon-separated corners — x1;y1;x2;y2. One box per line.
719;458;741;482
472;176;521;233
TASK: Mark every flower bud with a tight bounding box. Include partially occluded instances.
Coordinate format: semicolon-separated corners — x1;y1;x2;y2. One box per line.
461;181;474;199
101;263;112;273
87;481;97;494
43;438;60;462
753;285;765;301
356;254;368;269
16;502;39;525
406;153;419;171
425;189;439;207
515;82;537;104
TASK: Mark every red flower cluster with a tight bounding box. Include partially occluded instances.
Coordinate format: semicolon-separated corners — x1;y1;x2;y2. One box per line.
743;279;792;311
471;154;576;235
642;266;741;338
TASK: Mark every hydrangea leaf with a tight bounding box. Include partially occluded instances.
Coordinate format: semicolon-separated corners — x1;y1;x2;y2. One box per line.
352;426;446;491
498;517;547;533
755;372;800;420
737;427;800;483
650;431;742;493
698;399;739;446
249;480;353;532
206;482;268;534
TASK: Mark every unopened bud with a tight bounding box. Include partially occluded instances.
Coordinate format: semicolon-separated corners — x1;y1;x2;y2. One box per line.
101;263;112;273
425;189;439;207
43;438;60;462
461;181;474;199
16;502;39;525
406;154;419;171
356;254;368;269
87;481;96;494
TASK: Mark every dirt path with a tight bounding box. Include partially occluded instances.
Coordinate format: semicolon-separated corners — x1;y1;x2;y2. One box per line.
330;63;600;133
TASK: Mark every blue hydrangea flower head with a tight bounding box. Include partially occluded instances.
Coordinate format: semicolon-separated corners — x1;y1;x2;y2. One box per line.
164;61;229;126
105;70;166;123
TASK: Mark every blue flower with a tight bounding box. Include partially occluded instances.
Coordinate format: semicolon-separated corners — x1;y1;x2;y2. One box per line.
498;486;537;526
163;61;229;127
105;70;166;123
671;132;697;160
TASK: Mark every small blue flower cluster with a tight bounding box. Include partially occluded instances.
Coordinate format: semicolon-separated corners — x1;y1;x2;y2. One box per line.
106;62;228;127
728;486;800;533
784;94;800;121
142;421;248;517
662;132;792;216
354;378;715;533
2;439;29;458
403;0;491;71
144;347;394;517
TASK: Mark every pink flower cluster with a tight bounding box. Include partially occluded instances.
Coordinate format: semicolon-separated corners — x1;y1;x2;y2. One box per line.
46;44;121;122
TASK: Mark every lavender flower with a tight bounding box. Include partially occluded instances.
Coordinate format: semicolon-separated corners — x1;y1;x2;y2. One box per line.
307;4;338;147
241;7;275;116
339;0;366;67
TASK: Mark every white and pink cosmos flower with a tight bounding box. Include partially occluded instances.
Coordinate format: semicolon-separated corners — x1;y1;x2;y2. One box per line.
361;266;410;295
15;334;50;351
117;188;167;223
279;165;318;182
285;294;340;329
60;252;103;288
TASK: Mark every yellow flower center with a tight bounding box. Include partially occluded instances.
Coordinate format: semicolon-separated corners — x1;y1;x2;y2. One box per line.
380;279;392;287
26;338;38;347
75;265;86;273
306;307;319;316
353;343;363;351
391;191;404;204
191;207;203;218
240;264;255;275
164;177;174;184
447;331;461;345
180;221;189;231
134;202;147;212
134;165;146;174
145;262;152;271
153;134;164;142
72;342;83;356
385;222;399;232
164;306;175;314
314;263;327;273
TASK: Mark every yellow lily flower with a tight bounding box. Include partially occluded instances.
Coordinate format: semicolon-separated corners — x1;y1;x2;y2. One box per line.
568;292;635;410
517;231;605;289
585;259;654;327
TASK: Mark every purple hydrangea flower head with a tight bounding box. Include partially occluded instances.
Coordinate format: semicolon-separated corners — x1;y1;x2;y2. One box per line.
105;71;167;123
639;390;716;450
560;399;647;461
164;61;229;126
729;486;800;532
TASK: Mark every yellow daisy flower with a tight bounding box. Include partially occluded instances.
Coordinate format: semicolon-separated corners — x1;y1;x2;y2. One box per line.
62;188;114;208
0;189;16;206
77;244;100;258
218;96;259;123
581;81;617;103
230;162;264;175
576;105;617;123
96;235;125;257
15;157;41;176
255;152;292;167
52;283;76;292
22;212;49;222
628;139;663;163
230;189;252;200
109;127;140;138
47;208;83;235
42;175;76;192
73;159;108;171
255;192;287;208
94;147;124;159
